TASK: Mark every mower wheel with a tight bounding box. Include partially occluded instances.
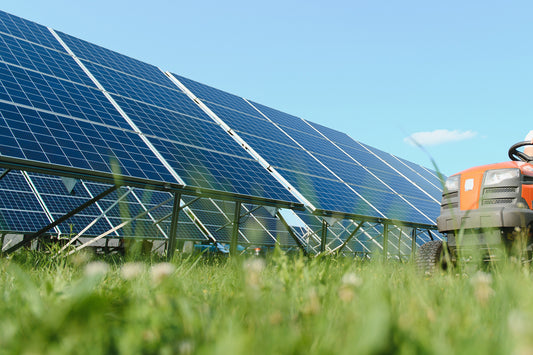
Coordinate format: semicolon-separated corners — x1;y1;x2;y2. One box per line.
416;240;448;275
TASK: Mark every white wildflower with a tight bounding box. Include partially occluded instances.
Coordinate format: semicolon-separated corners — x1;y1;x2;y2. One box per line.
150;262;175;283
120;262;144;280
338;272;363;303
243;258;266;289
341;272;363;287
470;271;494;305
179;340;195;355
84;261;109;277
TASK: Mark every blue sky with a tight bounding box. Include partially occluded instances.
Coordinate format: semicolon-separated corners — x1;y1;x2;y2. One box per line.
3;0;532;176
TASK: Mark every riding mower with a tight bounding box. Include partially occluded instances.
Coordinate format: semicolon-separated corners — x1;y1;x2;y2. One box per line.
416;141;533;273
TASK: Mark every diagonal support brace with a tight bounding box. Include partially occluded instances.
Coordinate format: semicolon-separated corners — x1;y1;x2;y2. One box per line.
330;221;365;255
0;169;11;181
2;184;119;255
276;211;309;257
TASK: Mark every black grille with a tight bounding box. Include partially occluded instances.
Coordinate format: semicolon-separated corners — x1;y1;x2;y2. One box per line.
483;187;518;195
482;198;514;206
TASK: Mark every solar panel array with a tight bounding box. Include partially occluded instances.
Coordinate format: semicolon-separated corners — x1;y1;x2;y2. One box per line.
172;74;442;225
0;10;299;206
0;10;442;254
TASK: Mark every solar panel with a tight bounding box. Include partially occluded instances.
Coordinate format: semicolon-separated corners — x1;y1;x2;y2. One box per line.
0;12;301;206
0;170;51;232
0;10;441;256
172;75;441;224
0;11;64;52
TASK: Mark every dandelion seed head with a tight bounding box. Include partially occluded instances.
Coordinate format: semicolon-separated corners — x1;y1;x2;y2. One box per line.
244;258;265;289
341;272;363;288
150;262;175;283
120;262;144;280
84;261;109;277
471;271;494;305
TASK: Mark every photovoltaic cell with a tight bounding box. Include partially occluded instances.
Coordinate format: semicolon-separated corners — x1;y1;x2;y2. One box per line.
0;170;51;233
248;100;324;138
82;61;202;115
0;8;441;252
0;61;132;129
0;11;64;52
56;31;176;90
178;74;443;223
173;74;262;118
0;102;178;183
0;33;95;87
150;137;294;201
111;95;248;157
202;103;300;148
50;32;300;204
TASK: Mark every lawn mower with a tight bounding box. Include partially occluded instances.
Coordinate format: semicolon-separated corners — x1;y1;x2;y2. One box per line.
417;140;533;272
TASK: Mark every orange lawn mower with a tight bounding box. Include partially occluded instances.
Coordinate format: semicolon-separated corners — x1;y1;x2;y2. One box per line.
417;141;533;272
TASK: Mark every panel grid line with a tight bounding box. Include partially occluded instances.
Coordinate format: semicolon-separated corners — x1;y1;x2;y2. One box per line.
244;98;386;219
48;27;186;186
165;71;317;212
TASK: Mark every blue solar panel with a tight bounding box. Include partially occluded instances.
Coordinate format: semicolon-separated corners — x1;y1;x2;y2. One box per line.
0;102;178;183
173;74;262;118
56;31;175;90
0;12;303;206
111;95;249;157
249;100;324;138
45;34;298;203
176;76;440;223
150;137;294;201
0;9;440;255
81;61;205;116
239;135;333;178
203;103;299;147
0;61;132;129
0;33;95;87
279;169;380;216
0;170;51;232
375;152;443;200
0;11;64;52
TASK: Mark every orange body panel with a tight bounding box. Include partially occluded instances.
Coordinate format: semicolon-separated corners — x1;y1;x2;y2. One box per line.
456;161;533;211
459;170;483;210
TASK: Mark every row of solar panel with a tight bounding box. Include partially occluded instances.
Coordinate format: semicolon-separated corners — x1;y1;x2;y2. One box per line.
0;11;300;207
0;9;441;246
0;166;430;256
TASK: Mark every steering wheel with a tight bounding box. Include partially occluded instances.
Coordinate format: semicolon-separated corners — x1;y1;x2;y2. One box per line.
509;141;533;162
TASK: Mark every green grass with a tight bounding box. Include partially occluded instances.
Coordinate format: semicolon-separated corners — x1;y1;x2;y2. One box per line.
1;250;533;354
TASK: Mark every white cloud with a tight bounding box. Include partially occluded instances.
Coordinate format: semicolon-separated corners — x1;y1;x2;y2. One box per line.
404;129;477;147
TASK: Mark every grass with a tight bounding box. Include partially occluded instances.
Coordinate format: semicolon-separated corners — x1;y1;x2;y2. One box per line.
1;249;533;354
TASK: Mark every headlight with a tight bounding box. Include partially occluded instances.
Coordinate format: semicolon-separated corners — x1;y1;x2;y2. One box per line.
483;168;520;186
444;175;460;192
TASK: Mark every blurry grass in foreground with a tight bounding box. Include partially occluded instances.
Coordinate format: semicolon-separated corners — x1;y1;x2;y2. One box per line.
1;250;533;354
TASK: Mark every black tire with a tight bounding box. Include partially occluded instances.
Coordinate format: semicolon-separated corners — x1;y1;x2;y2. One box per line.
416;240;448;275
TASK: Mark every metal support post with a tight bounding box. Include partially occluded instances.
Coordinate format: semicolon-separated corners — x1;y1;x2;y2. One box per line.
166;192;182;261
320;219;328;253
230;201;242;256
2;184;119;255
411;228;417;259
383;223;389;260
427;229;434;241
